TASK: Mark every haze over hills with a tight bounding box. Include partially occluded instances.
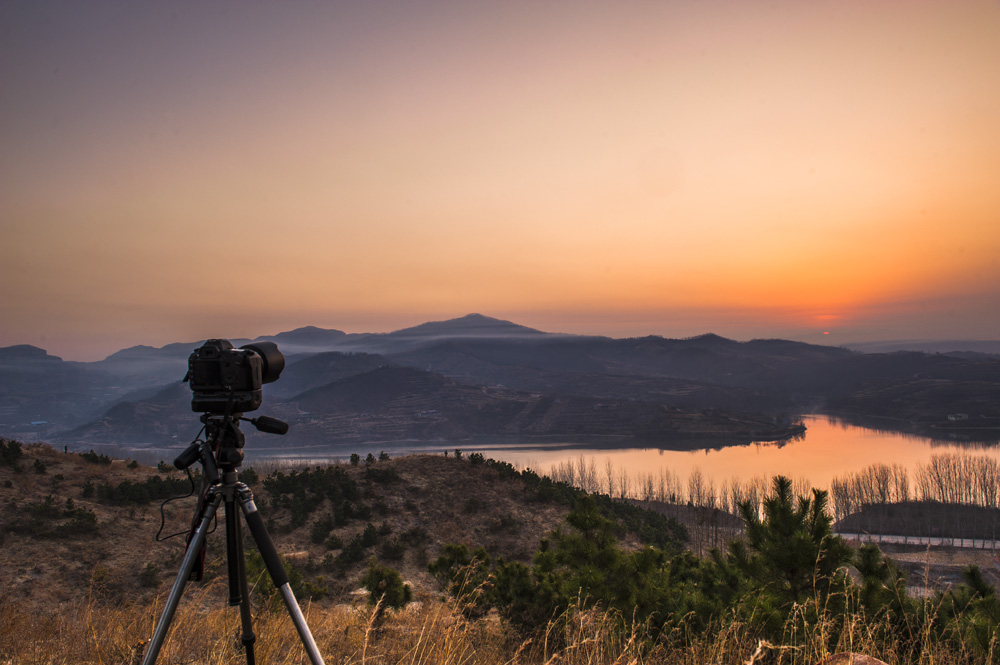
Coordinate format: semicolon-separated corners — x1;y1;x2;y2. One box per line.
1;314;998;447
845;340;1000;356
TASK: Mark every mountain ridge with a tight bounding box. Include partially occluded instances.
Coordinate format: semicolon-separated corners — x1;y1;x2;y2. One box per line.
2;314;998;445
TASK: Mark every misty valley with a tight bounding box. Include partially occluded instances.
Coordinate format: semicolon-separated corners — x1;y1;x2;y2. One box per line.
2;314;998;495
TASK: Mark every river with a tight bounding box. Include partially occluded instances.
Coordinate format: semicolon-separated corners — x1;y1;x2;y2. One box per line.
236;415;1000;498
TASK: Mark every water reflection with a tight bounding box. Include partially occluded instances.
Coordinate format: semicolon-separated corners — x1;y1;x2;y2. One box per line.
121;415;998;494
476;415;998;493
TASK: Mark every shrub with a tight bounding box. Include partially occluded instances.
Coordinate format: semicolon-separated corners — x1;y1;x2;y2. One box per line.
360;523;379;547
25;495;61;520
310;515;335;544
79;450;112;465
428;543;492;618
334;535;366;568
361;560;411;610
379;538;406;561
400;526;428;546
62;505;99;535
1;439;24;470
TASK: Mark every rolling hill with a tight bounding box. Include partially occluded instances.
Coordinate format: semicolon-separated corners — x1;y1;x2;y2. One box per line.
2;314;998;446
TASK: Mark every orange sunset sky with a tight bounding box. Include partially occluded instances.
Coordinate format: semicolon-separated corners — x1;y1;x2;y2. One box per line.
2;0;999;361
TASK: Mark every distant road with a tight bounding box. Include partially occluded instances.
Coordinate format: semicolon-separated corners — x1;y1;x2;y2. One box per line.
837;531;1000;550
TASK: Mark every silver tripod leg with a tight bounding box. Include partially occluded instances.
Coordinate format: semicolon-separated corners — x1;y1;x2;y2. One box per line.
237;485;326;665
141;492;223;665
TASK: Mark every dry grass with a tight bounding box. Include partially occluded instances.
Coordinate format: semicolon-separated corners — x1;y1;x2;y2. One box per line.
1;585;991;665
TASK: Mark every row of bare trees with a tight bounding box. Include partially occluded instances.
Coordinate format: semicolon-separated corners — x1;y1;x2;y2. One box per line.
548;452;1000;544
547;455;813;517
829;453;1000;522
829;463;910;522
915;453;1000;507
550;452;1000;515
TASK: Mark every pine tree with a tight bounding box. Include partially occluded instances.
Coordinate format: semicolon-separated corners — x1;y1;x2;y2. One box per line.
725;476;852;613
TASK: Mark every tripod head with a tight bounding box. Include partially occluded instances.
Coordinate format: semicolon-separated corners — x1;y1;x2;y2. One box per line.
174;412;289;480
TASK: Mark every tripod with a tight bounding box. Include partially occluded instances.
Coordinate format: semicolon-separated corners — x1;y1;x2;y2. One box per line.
141;414;326;665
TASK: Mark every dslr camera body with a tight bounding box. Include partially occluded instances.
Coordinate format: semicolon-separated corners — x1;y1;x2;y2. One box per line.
186;339;285;414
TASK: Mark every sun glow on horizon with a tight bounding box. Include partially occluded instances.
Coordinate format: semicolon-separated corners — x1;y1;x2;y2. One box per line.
2;1;999;360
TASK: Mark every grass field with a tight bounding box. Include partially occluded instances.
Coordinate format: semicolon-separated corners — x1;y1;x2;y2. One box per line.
2;582;994;665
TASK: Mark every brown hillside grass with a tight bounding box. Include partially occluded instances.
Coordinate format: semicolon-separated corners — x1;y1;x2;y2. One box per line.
2;588;980;664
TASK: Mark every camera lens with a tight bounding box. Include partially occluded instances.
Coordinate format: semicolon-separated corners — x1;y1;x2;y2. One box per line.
240;341;285;384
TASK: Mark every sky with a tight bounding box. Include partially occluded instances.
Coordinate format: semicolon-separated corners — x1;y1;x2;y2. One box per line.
2;0;999;361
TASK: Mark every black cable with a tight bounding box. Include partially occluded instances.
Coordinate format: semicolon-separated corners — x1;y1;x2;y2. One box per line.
155;466;198;542
154;427;218;542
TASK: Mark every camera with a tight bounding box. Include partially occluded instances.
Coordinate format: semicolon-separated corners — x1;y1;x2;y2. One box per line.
186;339;285;414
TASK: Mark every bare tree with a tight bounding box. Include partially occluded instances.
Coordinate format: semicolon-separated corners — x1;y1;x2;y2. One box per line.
550;459;575;487
829;476;852;523
575;455;599;493
640;473;656;501
617;467;632;500
661;468;682;504
688;467;706;507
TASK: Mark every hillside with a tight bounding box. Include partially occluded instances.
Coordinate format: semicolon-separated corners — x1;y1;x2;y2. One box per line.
0;441;662;612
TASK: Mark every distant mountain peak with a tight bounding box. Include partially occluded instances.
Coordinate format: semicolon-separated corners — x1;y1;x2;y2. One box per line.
0;344;61;361
251;326;347;351
104;344;158;358
389;314;547;338
284;325;343;335
263;325;347;340
686;333;734;344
